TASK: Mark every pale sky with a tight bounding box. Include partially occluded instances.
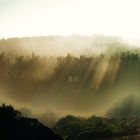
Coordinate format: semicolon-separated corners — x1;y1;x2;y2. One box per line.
0;0;140;39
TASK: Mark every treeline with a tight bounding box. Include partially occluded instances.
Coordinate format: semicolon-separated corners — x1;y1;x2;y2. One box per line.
0;51;140;92
53;115;140;140
0;51;140;114
1;103;140;140
0;51;139;83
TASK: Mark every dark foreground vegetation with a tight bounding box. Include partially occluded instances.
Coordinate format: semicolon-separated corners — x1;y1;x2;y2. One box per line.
1;104;140;140
53;115;140;140
0;104;62;140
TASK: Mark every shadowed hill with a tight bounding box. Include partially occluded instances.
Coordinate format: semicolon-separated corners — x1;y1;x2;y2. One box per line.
0;104;63;140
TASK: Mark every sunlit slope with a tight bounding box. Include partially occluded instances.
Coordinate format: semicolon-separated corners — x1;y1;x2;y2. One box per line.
0;50;140;115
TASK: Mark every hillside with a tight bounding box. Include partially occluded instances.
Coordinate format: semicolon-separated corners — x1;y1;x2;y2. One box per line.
0;36;138;56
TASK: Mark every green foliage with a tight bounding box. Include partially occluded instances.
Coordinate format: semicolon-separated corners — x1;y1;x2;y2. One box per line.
53;115;84;139
53;115;140;140
54;116;122;140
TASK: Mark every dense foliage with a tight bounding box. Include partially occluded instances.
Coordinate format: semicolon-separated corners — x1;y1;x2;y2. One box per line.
0;104;62;140
53;115;140;140
0;51;140;115
0;103;140;140
0;51;139;93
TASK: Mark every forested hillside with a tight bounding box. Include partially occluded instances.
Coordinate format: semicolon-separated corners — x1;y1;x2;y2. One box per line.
0;51;140;115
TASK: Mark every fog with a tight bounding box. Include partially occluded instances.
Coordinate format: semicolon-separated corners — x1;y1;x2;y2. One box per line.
0;35;137;56
0;35;140;119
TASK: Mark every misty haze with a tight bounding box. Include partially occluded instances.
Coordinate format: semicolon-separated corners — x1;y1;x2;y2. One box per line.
1;0;140;139
0;35;139;115
1;36;140;140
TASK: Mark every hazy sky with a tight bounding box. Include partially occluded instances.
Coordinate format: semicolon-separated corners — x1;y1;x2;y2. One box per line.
0;0;140;39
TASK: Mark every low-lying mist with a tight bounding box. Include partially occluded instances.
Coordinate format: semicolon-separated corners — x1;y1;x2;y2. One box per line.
0;35;140;121
107;95;140;118
0;35;138;56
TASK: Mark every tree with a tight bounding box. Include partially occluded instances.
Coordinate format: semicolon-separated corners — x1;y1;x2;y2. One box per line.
53;115;84;139
0;104;63;140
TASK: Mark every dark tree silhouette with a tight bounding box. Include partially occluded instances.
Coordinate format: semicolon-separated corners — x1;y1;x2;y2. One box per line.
0;104;63;140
